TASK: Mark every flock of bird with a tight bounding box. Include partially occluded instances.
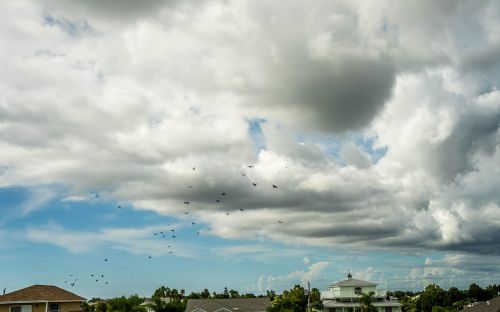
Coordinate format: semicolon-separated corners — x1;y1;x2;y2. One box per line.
64;164;285;288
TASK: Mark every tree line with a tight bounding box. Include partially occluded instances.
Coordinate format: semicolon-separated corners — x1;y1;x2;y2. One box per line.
81;282;499;312
388;283;500;312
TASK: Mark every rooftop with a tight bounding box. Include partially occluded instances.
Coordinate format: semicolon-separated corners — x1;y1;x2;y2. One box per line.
0;285;86;302
329;278;377;287
185;298;271;312
459;296;500;312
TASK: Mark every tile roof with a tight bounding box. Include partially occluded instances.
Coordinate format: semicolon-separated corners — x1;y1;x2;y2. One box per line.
0;285;86;302
185;298;271;312
459;296;500;312
329;278;377;287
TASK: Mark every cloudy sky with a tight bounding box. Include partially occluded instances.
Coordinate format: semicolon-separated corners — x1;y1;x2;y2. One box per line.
1;0;500;298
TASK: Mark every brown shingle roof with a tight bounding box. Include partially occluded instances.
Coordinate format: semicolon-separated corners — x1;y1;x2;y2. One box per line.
459;296;500;312
0;285;86;302
185;298;271;312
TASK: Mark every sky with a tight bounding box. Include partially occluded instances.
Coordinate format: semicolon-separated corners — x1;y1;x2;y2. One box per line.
1;0;500;299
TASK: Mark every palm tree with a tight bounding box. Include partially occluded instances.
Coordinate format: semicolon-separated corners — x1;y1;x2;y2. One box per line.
360;292;377;312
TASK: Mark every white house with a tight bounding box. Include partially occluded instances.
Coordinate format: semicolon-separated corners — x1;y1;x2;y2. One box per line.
321;273;402;312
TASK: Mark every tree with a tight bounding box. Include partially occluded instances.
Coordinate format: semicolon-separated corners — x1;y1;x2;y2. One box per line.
468;283;488;301
443;287;461;307
360;292;377;312
420;284;445;312
229;290;240;298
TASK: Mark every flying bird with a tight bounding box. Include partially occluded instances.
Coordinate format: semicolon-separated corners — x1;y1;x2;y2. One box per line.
148;256;152;259
252;183;257;186
104;258;108;262
241;172;247;176
188;185;193;189
239;208;244;212
272;184;278;189
117;205;122;209
191;222;196;225
172;235;176;238
216;199;221;203
247;165;254;168
278;220;284;223
192;166;196;170
221;192;226;196
184;212;189;215
184;201;190;204
171;229;175;232
70;283;74;287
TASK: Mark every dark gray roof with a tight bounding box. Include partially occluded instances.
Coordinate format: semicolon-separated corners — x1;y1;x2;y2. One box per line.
329;278;377;287
459;296;500;312
185;298;271;312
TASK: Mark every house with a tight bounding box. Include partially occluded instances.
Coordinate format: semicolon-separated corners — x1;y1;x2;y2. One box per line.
459;296;500;312
185;298;271;312
321;273;402;312
0;285;86;312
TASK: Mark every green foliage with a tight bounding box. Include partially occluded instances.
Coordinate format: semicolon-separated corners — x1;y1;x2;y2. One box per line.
267;284;322;312
106;295;145;312
360;292;377;312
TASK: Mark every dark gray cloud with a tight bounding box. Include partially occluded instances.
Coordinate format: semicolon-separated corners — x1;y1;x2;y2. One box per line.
1;0;500;263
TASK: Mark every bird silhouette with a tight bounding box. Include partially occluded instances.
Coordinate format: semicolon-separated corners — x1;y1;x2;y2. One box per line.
278;220;284;223
192;166;196;170
184;212;189;215
273;185;278;188
148;256;152;259
241;172;247;176
172;235;176;238
252;183;257;186
171;229;175;232
70;283;74;287
191;222;196;225
221;192;226;196
104;258;108;262
216;199;221;203
188;185;193;189
247;165;254;168
239;208;244;212
117;205;122;209
196;231;200;235
105;282;109;285
184;201;189;204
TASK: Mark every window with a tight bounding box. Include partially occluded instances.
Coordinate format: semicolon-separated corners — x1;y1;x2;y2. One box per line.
385;307;392;312
49;304;59;312
10;306;32;312
354;287;362;295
